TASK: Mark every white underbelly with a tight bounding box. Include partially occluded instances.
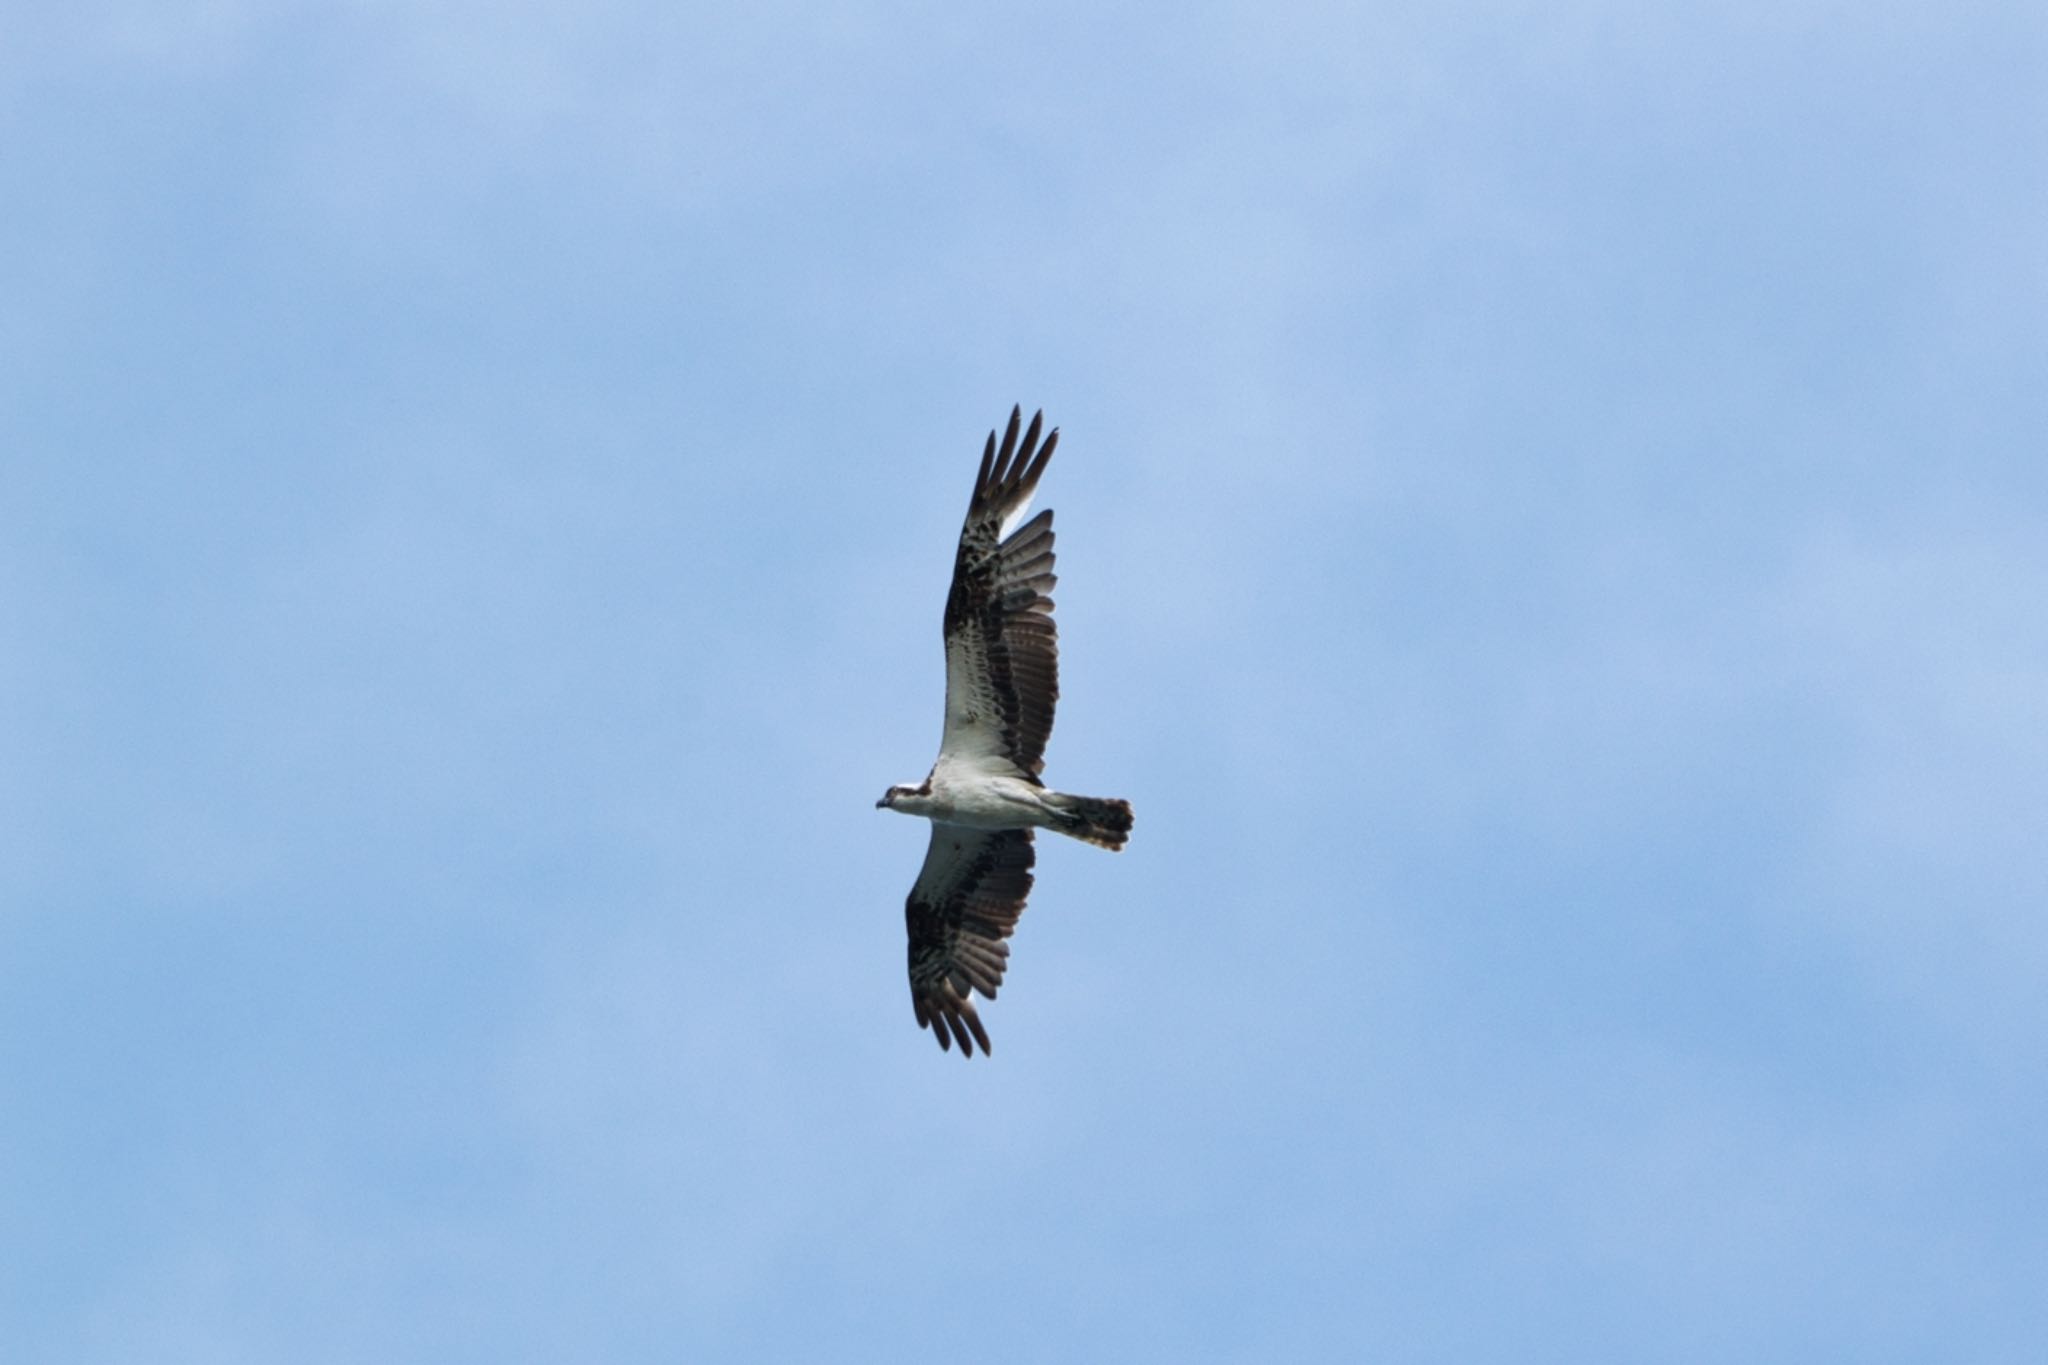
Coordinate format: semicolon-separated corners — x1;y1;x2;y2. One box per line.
929;770;1051;830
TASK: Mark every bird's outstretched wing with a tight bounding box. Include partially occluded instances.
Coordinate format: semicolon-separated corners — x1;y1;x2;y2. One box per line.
939;406;1060;778
905;826;1035;1056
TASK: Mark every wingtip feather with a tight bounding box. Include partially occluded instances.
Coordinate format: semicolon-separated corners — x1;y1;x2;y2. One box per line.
995;406;1023;479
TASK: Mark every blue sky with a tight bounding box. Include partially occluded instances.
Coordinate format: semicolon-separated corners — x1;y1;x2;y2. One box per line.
4;2;2045;1360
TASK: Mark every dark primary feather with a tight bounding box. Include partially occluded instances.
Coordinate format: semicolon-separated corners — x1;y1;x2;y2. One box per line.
905;826;1035;1057
941;406;1062;776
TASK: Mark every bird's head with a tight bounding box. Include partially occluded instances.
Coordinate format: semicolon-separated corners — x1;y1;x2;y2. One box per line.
876;782;927;810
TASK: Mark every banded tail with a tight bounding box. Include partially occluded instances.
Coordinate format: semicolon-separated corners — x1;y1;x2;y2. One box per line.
1047;793;1134;850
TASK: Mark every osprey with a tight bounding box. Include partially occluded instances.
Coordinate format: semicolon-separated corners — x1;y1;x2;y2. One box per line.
877;406;1134;1057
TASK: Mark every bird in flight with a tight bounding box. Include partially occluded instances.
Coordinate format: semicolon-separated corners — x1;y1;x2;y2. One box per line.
877;406;1134;1057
